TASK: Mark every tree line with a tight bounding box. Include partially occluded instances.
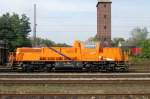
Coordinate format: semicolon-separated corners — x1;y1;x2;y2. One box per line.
0;13;31;51
0;13;69;51
88;27;150;59
112;27;150;58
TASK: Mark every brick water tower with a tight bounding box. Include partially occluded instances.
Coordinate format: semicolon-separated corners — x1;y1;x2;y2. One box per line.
96;0;112;46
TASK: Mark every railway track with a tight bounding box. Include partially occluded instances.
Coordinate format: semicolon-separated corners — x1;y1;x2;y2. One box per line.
1;93;150;96
1;93;150;99
0;73;150;78
1;78;150;84
1;73;150;97
0;73;150;84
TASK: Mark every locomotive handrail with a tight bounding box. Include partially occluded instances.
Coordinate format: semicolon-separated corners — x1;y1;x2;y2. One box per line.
48;47;74;61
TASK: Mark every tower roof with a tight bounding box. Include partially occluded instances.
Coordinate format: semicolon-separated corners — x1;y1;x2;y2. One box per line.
97;0;112;7
98;0;111;2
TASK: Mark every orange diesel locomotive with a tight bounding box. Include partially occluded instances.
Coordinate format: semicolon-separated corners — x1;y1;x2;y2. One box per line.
9;41;129;72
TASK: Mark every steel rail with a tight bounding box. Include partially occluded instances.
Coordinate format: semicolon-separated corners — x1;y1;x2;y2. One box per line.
1;73;150;75
1;78;150;84
1;73;150;78
1;93;150;96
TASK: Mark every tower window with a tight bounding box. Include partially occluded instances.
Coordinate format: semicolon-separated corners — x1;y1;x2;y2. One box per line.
104;26;107;29
104;15;107;18
104;4;106;8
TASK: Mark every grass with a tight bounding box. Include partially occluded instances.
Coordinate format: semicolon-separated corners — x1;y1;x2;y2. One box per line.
128;57;150;72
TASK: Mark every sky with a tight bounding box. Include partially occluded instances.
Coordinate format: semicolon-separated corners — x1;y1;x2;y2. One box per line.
0;0;150;44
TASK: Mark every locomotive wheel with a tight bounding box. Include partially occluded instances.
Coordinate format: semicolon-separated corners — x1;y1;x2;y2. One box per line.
43;64;53;72
107;64;115;72
84;64;91;72
118;68;126;72
120;66;129;72
22;64;33;72
85;64;96;72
